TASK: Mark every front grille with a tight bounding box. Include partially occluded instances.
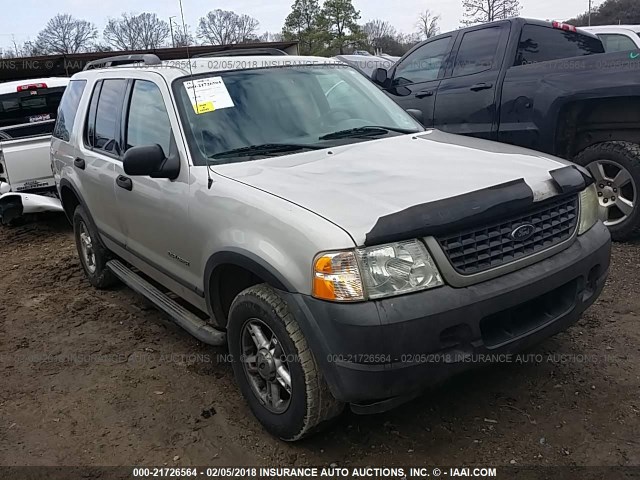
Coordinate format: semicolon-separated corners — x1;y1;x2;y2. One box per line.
437;195;579;275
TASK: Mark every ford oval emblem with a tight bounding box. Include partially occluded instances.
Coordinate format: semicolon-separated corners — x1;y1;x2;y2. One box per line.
511;224;535;242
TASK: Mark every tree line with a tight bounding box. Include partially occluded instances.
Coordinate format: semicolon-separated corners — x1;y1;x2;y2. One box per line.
5;0;635;59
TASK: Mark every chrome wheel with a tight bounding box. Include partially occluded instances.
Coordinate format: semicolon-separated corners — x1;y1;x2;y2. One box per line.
78;220;97;274
587;159;637;227
241;319;292;414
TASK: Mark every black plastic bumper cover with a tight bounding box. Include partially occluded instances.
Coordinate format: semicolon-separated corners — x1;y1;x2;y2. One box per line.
281;222;611;408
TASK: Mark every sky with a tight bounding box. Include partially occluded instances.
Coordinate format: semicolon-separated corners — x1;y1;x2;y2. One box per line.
0;0;592;51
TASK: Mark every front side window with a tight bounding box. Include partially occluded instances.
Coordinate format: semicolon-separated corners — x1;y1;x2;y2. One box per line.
174;65;422;166
597;33;637;52
514;25;604;66
53;80;86;142
126;80;172;155
393;37;452;85
452;27;503;76
93;79;127;154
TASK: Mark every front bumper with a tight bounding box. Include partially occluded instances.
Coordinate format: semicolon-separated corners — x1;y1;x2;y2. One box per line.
282;222;611;410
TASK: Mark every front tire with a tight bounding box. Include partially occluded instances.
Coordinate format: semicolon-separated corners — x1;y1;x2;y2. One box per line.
228;284;344;441
574;141;640;241
73;205;117;288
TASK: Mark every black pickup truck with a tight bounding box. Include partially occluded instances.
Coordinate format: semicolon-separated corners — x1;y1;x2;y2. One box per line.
369;18;640;240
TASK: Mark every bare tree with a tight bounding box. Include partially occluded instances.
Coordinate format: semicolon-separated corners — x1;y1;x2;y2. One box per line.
104;13;170;50
258;31;284;43
461;0;520;26
197;10;260;46
363;20;397;52
416;10;441;39
34;14;97;54
173;26;195;48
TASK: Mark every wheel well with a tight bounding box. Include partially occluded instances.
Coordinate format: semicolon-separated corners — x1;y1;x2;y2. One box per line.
60;186;80;222
209;263;265;326
556;97;640;159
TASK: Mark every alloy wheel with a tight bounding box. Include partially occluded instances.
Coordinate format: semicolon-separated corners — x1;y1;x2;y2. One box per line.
587;160;637;227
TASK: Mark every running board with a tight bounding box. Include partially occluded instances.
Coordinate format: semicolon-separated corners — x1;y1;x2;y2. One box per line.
106;260;226;346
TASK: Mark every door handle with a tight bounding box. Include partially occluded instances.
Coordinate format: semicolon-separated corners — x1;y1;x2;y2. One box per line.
73;158;85;170
415;90;434;99
116;175;133;191
470;82;493;91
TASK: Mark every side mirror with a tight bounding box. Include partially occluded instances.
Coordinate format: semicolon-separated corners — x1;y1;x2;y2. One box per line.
123;145;179;180
371;67;389;86
406;108;424;125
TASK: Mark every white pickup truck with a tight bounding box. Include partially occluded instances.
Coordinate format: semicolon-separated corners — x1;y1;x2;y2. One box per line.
0;77;69;223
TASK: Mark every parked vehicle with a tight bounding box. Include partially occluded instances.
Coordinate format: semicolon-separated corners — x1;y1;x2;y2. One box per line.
0;78;69;223
370;18;640;240
581;25;640;51
334;54;399;77
54;53;610;440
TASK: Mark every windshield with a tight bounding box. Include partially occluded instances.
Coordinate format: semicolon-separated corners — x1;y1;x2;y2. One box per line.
174;65;422;165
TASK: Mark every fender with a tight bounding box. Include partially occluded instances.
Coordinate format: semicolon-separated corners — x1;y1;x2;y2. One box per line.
204;249;296;325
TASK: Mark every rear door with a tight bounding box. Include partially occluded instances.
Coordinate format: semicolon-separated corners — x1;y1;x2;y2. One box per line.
433;23;510;140
78;79;128;244
0;82;66;191
383;35;455;126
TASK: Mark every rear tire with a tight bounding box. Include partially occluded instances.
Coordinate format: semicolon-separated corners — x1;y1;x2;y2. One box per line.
228;284;344;441
574;141;640;241
73;205;117;289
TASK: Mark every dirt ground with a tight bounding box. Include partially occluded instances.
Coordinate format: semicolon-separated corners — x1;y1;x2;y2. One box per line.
0;213;639;468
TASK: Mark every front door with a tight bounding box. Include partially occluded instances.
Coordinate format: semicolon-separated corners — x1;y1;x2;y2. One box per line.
113;78;196;290
384;35;455;126
433;23;509;140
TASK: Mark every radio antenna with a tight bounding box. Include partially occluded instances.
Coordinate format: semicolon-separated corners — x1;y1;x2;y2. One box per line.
178;0;214;189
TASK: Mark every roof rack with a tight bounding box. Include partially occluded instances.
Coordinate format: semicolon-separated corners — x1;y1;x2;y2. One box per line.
83;54;162;71
192;48;288;58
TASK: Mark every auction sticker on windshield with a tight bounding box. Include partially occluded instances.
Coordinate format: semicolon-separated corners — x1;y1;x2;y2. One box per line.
184;77;235;114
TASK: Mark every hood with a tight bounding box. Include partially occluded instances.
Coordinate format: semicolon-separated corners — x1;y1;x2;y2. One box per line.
214;130;569;245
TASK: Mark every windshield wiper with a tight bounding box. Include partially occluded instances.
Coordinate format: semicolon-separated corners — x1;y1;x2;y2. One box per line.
319;126;417;140
210;143;322;160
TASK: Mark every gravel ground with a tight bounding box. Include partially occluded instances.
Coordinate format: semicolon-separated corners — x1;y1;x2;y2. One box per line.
0;214;639;467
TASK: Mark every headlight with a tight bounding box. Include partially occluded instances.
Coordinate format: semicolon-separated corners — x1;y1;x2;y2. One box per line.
313;240;443;302
578;184;600;235
356;240;443;299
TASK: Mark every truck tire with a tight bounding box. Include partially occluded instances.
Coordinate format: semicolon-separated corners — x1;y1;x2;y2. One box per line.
227;284;344;441
574;141;640;241
72;205;117;289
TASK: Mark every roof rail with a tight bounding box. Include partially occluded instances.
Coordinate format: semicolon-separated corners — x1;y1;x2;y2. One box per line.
83;54;162;71
192;48;288;58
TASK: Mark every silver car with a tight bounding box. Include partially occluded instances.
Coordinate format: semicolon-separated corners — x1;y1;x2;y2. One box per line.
52;54;611;440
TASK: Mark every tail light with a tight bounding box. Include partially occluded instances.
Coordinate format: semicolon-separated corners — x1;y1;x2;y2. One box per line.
552;21;577;33
17;83;47;92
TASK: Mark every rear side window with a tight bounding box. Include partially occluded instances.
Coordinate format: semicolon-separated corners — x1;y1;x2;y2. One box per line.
453;27;503;76
598;33;637;52
125;80;172;155
515;25;604;66
87;79;127;155
393;37;452;85
53;80;86;142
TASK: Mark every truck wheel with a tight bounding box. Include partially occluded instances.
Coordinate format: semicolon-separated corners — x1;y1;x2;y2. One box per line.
574;141;640;241
72;205;117;289
227;284;344;441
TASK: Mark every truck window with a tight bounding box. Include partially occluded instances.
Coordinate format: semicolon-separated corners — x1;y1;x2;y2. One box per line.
125;80;172;155
92;79;127;155
597;33;637;52
393;36;452;85
0;86;65;138
53;80;86;142
514;25;604;66
453;26;503;77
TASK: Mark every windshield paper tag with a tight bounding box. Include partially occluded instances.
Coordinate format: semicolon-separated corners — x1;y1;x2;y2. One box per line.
184;77;235;114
